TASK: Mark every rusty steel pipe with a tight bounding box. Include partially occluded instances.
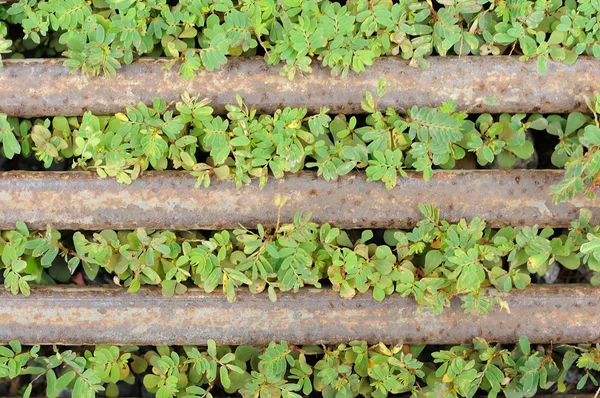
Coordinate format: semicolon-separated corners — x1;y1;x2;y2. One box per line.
0;170;597;230
1;57;600;117
0;285;598;345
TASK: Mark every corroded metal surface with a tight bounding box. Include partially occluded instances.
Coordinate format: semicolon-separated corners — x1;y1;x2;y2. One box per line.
0;285;597;345
1;57;600;116
0;170;597;230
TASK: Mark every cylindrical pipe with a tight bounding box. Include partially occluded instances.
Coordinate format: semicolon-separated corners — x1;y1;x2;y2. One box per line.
0;170;597;230
0;285;598;345
0;57;599;116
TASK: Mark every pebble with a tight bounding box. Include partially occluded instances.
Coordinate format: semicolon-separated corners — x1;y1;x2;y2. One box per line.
539;261;560;284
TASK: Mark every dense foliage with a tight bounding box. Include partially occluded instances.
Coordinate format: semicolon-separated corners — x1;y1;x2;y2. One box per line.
3;0;600;78
1;204;599;315
2;4;599;398
0;84;599;203
1;337;600;398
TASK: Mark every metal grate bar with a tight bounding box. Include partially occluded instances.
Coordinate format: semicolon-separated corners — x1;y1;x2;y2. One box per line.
0;170;596;230
0;57;599;117
0;285;597;346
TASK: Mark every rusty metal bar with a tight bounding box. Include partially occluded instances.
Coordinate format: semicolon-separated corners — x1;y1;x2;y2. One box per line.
0;170;597;230
1;57;599;117
0;285;598;345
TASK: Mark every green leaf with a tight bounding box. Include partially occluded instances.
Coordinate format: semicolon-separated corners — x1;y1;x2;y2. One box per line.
424;250;443;274
519;336;531;355
220;366;231;389
46;369;58;398
556;254;580;270
56;371;76;391
373;284;386;302
485;364;504;389
208;340;217;357
23;384;32;398
2;130;21;159
230;136;250;146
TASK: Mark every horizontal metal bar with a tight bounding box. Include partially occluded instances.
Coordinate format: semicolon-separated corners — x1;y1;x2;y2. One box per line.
1;57;599;117
0;170;597;230
0;285;598;345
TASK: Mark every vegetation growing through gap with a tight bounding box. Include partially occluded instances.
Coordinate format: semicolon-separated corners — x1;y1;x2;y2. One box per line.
3;0;600;77
0;82;599;203
0;3;598;398
1;202;599;315
1;337;600;398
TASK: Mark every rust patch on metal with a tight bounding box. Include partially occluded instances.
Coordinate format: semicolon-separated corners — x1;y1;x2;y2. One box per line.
0;170;596;230
0;285;597;345
0;57;599;116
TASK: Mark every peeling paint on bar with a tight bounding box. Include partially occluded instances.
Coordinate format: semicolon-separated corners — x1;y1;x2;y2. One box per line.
1;57;599;116
0;285;598;346
0;170;596;230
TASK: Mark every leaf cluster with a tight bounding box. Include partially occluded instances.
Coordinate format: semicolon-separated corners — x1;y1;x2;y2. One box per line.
547;94;600;202
1;337;600;397
0;340;145;398
5;0;600;77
